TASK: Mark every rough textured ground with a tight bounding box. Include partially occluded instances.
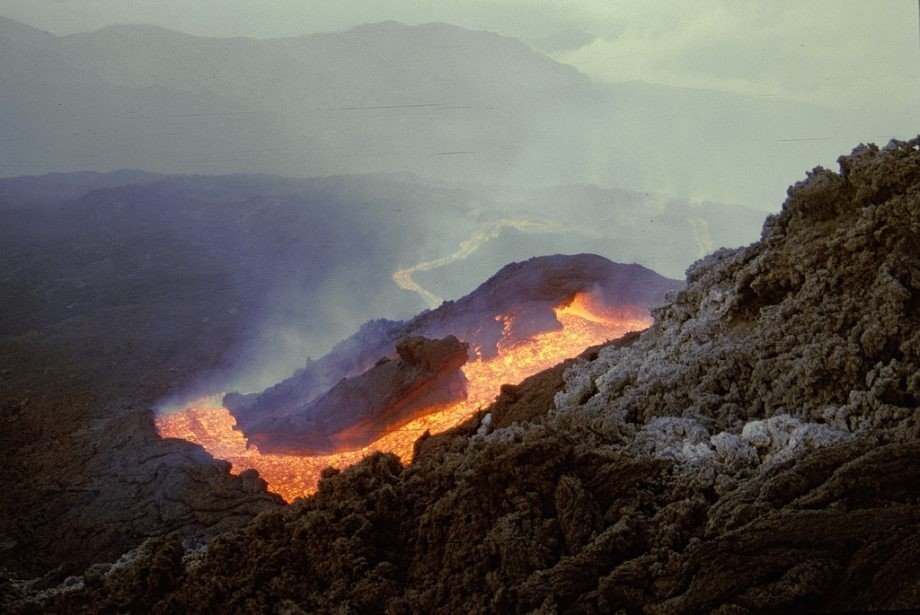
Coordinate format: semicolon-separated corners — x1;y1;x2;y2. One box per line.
0;186;675;586
12;139;918;613
0;323;285;583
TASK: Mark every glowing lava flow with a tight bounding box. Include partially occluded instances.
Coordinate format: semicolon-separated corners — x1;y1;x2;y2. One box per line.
155;293;651;502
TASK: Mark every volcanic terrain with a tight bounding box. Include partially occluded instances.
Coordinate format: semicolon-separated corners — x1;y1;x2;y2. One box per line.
3;137;918;612
1;168;736;581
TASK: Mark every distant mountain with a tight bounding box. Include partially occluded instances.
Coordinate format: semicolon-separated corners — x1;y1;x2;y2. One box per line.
0;17;591;188
0;16;903;207
0;169;165;208
57;20;589;108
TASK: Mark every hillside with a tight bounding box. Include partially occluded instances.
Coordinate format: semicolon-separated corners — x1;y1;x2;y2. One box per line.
12;139;919;612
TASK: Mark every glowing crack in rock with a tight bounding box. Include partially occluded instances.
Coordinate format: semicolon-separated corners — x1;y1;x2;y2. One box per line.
155;292;651;502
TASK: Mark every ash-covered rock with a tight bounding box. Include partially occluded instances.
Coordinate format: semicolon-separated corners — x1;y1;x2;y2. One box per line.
21;139;920;613
554;139;920;438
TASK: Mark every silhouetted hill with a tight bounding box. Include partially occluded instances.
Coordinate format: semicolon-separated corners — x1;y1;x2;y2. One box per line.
0;170;165;208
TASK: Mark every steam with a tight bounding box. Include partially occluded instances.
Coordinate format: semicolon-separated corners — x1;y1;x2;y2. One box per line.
392;218;562;308
688;216;715;257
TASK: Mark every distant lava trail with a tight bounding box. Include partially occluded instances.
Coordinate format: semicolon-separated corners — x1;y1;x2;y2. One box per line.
392;218;560;308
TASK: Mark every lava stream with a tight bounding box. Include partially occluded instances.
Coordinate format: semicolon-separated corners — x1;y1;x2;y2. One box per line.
155;293;651;502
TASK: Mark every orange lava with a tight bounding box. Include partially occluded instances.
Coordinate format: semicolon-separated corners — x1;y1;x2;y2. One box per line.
155;293;651;502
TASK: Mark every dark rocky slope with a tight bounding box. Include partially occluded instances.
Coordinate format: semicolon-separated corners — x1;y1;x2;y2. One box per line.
10;139;920;612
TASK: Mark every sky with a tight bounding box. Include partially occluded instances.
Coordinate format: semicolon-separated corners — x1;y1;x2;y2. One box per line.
2;0;919;113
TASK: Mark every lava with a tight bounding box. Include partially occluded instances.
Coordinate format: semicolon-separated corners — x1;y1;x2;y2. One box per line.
155;292;651;502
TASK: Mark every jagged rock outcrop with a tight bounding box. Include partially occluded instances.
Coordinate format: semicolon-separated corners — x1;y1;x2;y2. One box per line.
553;139;920;435
14;138;920;613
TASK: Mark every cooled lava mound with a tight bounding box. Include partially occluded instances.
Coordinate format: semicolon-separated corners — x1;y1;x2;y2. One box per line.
245;335;470;455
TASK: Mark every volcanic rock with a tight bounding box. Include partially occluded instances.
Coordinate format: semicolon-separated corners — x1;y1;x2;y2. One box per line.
410;254;678;359
0;399;283;584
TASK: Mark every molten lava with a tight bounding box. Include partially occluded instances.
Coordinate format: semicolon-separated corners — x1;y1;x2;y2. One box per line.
155;292;651;502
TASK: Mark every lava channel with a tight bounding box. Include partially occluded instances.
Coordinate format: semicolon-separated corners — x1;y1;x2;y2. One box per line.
155;292;651;502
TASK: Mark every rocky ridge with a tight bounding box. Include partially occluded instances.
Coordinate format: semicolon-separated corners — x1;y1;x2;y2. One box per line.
10;139;920;612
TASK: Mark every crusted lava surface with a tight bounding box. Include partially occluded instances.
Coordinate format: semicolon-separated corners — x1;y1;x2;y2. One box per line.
245;335;471;455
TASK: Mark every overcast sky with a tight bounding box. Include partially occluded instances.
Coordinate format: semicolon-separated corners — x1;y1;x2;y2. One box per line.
2;0;919;113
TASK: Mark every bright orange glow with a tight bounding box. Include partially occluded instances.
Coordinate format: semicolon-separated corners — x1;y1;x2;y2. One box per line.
155;292;651;502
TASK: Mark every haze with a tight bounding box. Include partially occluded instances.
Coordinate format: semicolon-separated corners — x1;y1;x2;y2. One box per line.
0;0;920;206
2;0;919;372
3;0;918;109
